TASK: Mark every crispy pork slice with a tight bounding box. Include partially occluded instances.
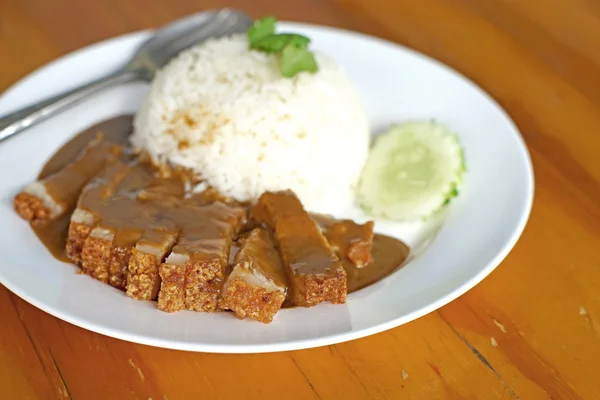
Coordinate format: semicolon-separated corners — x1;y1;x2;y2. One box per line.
14;135;121;224
189;278;224;313
66;208;99;265
157;202;246;312
158;262;227;313
65;162;130;264
159;248;222;313
323;220;374;268
251;191;347;307
81;225;114;283
126;228;178;301
220;228;287;323
157;263;186;312
108;228;144;290
73;160;185;292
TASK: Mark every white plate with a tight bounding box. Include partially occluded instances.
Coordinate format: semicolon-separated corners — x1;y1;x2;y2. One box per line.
0;22;533;353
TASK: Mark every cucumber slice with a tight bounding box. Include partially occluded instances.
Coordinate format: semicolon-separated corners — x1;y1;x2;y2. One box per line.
358;120;465;221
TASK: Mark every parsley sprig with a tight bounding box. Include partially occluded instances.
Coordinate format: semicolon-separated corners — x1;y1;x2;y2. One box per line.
247;17;318;78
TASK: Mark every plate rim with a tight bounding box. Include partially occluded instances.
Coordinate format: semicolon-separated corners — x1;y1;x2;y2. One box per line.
0;22;534;353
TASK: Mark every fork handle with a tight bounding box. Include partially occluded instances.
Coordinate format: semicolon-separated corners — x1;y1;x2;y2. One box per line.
0;69;141;143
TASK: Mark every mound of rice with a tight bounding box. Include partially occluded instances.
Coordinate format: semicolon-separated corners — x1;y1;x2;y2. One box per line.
132;34;370;214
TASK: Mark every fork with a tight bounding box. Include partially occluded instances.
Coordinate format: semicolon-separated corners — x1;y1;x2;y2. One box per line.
0;8;253;143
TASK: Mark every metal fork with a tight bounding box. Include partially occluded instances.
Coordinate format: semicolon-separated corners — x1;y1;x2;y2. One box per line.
0;8;253;143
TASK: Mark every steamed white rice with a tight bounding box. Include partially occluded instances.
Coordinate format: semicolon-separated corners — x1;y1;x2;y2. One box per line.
131;34;370;214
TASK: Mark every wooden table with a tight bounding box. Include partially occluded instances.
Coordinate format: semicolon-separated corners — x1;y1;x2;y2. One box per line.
1;0;599;398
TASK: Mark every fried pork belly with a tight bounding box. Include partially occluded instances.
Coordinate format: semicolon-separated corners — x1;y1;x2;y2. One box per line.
220;228;287;323
157;202;246;312
14;135;120;224
251;191;347;307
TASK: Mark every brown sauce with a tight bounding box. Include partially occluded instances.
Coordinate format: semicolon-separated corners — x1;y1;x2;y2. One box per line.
38;115;133;179
33;115;134;262
30;115;410;295
346;234;409;293
314;214;410;294
32;214;72;262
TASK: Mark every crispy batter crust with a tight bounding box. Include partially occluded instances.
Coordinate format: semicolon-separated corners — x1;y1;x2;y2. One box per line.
299;273;346;306
81;236;112;283
157;261;226;313
13;192;50;224
220;277;286;323
126;249;162;300
66;221;93;264
186;278;223;312
108;245;133;290
157;264;186;312
183;259;221;302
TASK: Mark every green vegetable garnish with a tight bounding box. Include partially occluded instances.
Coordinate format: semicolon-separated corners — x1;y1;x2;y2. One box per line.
357;121;465;221
443;186;460;205
279;44;318;78
247;17;319;78
247;16;276;45
251;33;310;53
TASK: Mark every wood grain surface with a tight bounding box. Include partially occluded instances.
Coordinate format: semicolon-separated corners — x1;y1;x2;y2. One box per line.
1;0;599;398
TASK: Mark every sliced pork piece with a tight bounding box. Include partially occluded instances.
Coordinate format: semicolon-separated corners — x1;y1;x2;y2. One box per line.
126;228;178;301
251;191;347;307
188;279;224;313
157;263;186;312
108;228;144;290
220;228;287;323
70;162;162;283
65;162;130;264
14;135;121;224
66;208;99;265
80;207;149;285
157;202;246;312
81;225;115;283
